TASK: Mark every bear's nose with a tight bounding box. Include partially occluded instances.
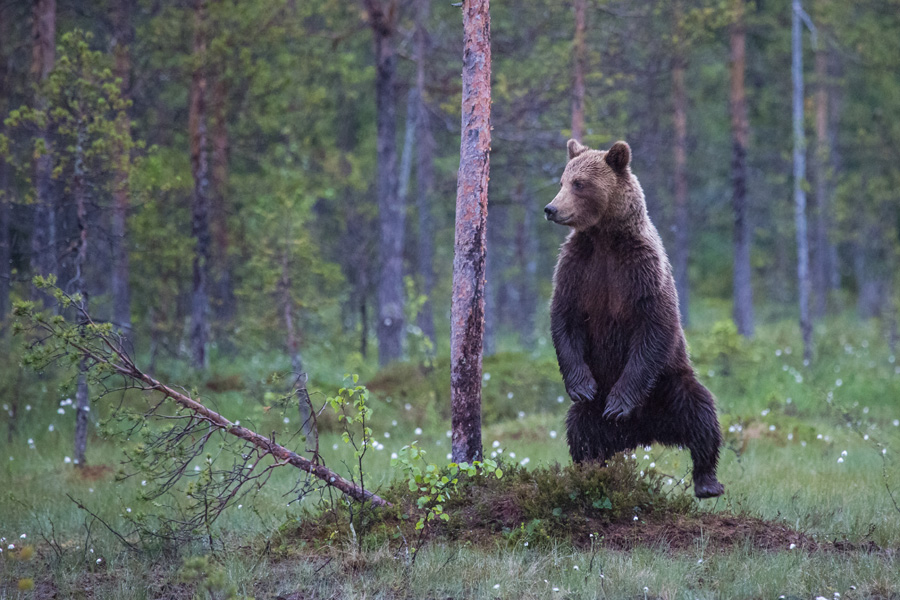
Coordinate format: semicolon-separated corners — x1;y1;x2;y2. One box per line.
544;205;557;220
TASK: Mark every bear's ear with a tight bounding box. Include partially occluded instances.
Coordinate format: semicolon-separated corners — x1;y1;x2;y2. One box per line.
567;139;588;161
605;141;631;174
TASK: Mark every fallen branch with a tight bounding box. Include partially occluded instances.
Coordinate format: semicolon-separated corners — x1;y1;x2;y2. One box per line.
15;286;390;508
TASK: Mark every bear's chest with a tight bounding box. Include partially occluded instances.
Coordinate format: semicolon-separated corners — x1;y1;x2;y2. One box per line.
573;250;631;322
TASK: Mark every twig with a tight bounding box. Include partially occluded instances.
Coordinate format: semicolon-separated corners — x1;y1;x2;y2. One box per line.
67;494;141;554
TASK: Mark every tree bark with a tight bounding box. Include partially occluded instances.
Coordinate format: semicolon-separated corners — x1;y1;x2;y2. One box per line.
189;0;211;370
671;14;690;326
571;0;586;142
792;0;813;363
729;0;754;337
30;0;57;307
73;125;90;467
280;247;313;440
111;0;133;336
451;0;491;464
363;0;405;367
0;158;10;327
514;182;538;350
210;77;235;333
811;45;832;320
415;0;437;349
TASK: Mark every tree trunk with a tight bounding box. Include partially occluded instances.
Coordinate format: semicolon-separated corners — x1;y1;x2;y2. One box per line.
571;0;586;142
363;0;405;367
792;0;813;363
729;0;754;337
451;0;491;464
514;182;538;350
30;0;57;307
671;22;690;326
111;0;133;336
280;248;313;440
0;160;10;327
415;0;437;349
73;125;90;467
210;77;235;334
189;0;211;370
811;45;832;320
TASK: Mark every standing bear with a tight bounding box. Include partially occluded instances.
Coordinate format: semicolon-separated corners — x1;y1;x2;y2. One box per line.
545;139;724;498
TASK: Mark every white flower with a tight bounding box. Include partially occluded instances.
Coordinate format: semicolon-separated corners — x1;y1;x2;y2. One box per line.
446;453;452;460
492;440;500;448
64;456;72;464
483;372;491;381
893;420;899;427
841;450;848;456
557;396;564;403
8;544;14;550
835;379;843;387
549;430;557;439
507;392;514;399
509;452;516;458
446;430;452;438
48;424;54;432
19;534;26;539
141;480;147;486
383;432;390;439
837;457;844;463
414;427;422;435
194;465;201;471
633;515;638;521
649;462;655;468
283;417;290;424
96;558;102;564
788;433;794;441
126;507;132;513
573;565;579;570
697;558;703;564
404;403;412;411
518;411;525;419
770;425;776;431
25;405;31;411
789;543;796;549
57;408;65;415
520;458;530;466
493;584;500;590
761;409;770;416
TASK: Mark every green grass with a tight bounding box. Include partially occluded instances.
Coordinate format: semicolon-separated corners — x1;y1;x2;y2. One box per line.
1;316;900;598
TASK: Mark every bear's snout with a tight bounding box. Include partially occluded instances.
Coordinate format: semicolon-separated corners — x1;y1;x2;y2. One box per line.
544;204;559;221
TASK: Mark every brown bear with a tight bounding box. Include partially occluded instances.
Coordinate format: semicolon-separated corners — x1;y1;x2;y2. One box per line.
545;138;724;499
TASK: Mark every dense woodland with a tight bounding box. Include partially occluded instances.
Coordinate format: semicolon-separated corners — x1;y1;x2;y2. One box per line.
1;0;900;371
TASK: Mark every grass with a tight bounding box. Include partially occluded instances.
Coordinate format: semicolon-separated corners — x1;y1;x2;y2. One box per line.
1;315;900;598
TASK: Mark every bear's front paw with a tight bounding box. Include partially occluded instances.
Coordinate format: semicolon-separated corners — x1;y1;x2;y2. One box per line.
566;376;597;403
602;392;635;421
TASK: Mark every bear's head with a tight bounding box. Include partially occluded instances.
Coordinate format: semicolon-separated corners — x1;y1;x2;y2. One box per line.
544;139;634;231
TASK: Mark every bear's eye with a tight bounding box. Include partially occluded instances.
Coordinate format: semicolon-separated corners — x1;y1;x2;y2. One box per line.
572;179;584;190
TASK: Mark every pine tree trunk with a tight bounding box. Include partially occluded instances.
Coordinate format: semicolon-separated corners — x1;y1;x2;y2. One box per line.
73;125;90;467
363;0;405;367
451;0;491;464
672;31;690;326
515;183;538;350
792;0;813;363
571;0;586;142
210;77;235;334
189;0;211;370
0;160;10;327
811;46;832;320
415;0;437;349
729;0;755;337
30;0;57;307
111;0;133;336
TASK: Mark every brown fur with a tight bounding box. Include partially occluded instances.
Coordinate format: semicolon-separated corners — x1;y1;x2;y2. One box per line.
546;140;724;499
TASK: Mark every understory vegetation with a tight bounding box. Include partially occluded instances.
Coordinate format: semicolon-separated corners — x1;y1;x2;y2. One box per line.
2;305;899;599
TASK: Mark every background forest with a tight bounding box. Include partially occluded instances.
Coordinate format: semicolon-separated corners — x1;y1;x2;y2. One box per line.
2;0;900;598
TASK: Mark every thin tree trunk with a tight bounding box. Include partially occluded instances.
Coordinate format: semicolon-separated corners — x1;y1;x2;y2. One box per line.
111;0;133;336
280;248;313;440
730;0;754;337
671;19;690;326
792;0;813;363
811;45;831;319
415;0;437;349
189;0;211;370
30;0;57;307
0;160;10;326
210;77;235;333
73;125;90;467
571;0;586;142
363;0;405;367
451;0;491;464
515;183;538;350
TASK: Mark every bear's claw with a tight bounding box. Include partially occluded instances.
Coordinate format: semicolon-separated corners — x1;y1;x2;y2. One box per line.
566;377;597;403
602;393;635;421
693;477;725;499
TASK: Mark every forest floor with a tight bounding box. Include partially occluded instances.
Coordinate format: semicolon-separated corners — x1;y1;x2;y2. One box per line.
2;314;900;599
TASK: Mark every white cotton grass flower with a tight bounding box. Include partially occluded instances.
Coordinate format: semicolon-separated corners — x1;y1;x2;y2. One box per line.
549;430;557;439
520;457;530;466
414;427;422;435
492;440;500;448
64;456;72;464
557;396;565;403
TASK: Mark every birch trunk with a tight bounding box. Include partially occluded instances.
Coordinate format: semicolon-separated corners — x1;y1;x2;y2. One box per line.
730;0;755;337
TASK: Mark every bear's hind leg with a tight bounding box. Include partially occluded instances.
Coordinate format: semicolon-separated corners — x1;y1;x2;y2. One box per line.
566;401;635;463
651;376;724;498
